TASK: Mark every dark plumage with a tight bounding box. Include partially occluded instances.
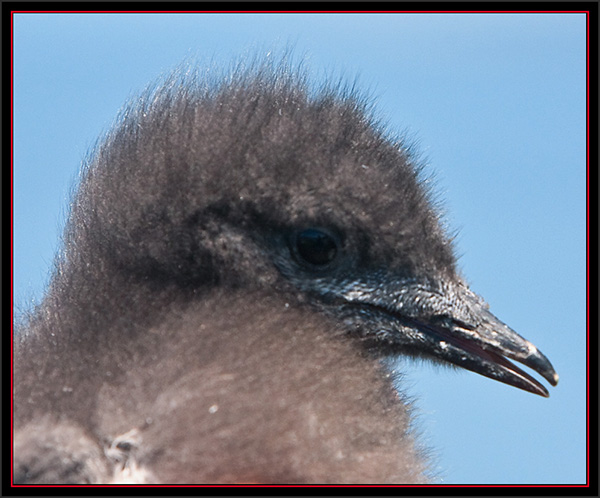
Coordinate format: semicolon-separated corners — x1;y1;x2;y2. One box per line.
13;61;558;484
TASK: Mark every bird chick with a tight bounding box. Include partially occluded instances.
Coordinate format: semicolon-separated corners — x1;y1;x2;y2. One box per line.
13;60;558;484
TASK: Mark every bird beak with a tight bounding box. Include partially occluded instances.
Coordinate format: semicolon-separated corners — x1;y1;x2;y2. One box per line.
342;280;559;397
404;304;559;397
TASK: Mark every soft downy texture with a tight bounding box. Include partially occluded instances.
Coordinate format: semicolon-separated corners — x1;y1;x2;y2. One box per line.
13;56;556;484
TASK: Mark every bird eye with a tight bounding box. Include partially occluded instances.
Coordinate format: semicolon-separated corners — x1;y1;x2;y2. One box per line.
293;228;338;267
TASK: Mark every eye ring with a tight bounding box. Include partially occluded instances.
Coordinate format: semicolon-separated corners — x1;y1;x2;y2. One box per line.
291;228;339;268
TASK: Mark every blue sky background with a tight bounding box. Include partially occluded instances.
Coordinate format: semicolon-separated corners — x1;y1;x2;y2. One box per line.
12;13;587;485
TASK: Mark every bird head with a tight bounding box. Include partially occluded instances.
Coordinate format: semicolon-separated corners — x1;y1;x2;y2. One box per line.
70;65;558;397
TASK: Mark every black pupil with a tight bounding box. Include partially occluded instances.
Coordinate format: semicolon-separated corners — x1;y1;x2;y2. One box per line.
295;229;337;266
